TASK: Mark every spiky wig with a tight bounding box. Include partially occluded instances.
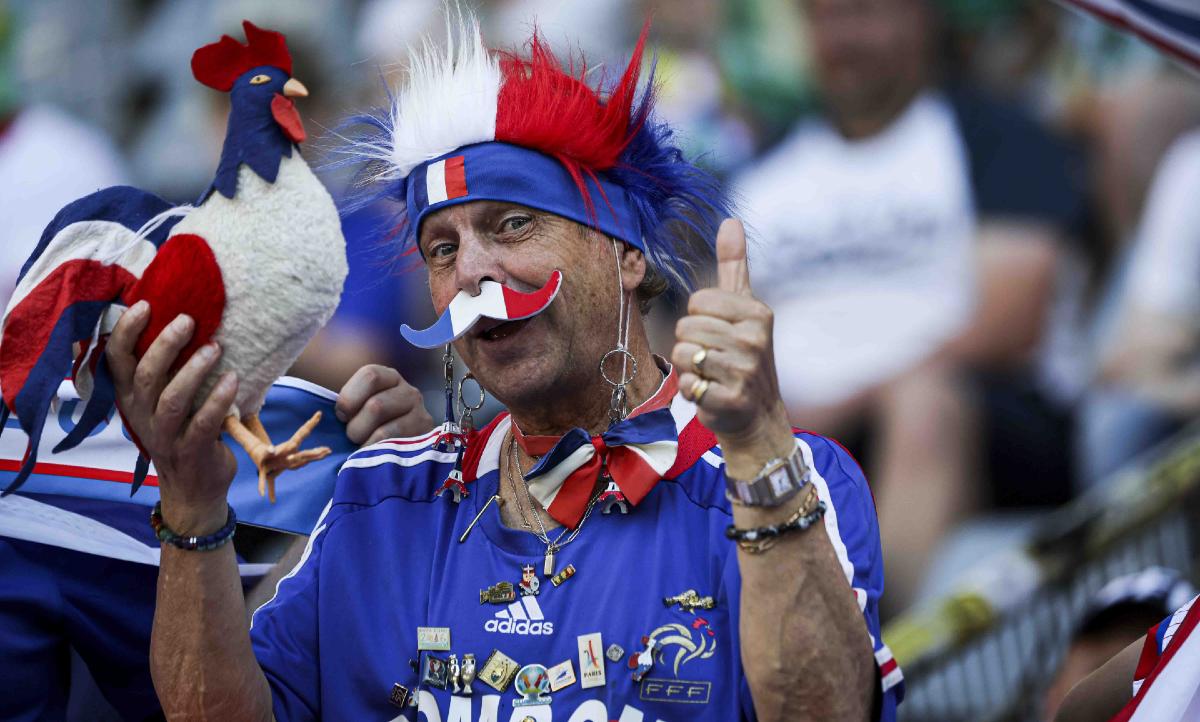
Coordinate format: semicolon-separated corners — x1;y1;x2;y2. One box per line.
338;14;731;292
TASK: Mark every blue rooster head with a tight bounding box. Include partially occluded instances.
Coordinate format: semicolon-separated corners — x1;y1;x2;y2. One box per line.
192;21;309;200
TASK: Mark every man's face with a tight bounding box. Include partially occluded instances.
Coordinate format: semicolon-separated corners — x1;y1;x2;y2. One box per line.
418;200;645;410
802;0;930;123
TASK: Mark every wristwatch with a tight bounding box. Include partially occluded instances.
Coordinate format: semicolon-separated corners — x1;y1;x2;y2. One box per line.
725;444;811;506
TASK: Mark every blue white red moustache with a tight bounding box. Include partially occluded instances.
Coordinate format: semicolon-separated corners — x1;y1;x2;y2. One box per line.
400;270;563;349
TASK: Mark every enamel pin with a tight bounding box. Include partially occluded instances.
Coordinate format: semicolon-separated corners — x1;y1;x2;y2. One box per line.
519;563;541;597
551;564;576;587
481;581;517;604
388;682;412;708
512;663;552;707
416;626;451;651
480;649;521;692
547;659;576;691
577;632;606;689
605;643;625;663
628;636;661;682
420;654;450;689
599;478;628;515
663;588;716;613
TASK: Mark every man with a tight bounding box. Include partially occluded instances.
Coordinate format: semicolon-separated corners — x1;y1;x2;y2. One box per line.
121;19;899;721
736;0;1087;611
1043;568;1196;721
1055;590;1200;722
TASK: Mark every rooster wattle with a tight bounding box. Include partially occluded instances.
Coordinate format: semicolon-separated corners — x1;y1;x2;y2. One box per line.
0;21;347;502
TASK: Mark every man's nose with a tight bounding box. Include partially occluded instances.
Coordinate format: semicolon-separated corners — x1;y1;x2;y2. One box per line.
453;229;505;297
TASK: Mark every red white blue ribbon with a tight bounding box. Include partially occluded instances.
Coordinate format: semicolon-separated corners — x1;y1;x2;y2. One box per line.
400;270;562;349
514;366;679;529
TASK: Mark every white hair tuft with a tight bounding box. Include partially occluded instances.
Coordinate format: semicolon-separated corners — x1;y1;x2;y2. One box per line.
385;11;500;179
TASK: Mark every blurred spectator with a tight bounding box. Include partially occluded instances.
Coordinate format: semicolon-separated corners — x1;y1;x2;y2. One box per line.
736;0;1088;613
0;4;128;309
1043;567;1196;720
632;0;755;175
1081;128;1200;482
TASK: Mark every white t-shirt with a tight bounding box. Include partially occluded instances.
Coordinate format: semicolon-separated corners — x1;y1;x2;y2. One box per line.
0;105;127;308
1123;128;1200;319
736;93;976;407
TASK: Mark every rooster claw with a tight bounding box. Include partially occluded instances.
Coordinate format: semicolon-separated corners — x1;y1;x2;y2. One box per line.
226;411;330;503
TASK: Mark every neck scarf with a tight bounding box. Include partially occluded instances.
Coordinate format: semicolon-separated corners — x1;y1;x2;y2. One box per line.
511;364;679;529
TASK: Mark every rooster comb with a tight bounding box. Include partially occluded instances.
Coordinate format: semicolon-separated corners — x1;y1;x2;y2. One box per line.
336;12;732;294
192;20;293;92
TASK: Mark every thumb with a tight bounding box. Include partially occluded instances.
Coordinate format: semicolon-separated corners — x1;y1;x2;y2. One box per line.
716;218;751;295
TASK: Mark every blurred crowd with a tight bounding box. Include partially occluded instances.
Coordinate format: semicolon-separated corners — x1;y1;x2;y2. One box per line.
3;0;1200;715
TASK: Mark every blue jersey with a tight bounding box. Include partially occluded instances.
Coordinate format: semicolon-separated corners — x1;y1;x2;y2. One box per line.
251;393;903;721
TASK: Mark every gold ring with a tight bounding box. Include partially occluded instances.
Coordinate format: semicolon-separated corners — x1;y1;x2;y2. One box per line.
691;347;709;376
690;377;710;405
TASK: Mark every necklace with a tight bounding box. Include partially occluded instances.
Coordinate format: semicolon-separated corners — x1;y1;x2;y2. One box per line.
507;434;600;576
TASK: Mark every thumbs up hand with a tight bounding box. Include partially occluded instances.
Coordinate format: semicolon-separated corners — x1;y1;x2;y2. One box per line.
672;219;796;479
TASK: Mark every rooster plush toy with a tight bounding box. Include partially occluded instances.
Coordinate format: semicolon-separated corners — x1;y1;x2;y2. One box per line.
0;22;347;501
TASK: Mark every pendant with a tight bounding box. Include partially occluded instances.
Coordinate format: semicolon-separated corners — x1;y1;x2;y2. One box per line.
544;547;555;577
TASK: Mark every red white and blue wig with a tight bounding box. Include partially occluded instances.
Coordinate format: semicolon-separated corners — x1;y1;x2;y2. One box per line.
337;16;732;293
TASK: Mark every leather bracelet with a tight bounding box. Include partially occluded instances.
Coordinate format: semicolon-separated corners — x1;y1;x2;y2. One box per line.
725;485;825;554
150;501;237;551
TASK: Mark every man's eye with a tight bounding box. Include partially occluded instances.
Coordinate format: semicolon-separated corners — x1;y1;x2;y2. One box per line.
428;242;456;258
500;215;531;233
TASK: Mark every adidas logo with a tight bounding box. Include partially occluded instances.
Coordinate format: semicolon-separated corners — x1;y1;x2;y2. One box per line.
484;596;555;636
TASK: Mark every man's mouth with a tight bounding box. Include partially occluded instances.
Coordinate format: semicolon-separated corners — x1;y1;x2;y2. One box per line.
477;318;530;342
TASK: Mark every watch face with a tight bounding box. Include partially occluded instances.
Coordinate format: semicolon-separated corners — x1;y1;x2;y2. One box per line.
768;466;792;497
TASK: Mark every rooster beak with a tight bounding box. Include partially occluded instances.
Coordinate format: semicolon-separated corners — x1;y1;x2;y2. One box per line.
283;78;309;98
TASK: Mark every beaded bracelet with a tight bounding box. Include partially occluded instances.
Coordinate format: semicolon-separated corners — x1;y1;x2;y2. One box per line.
150;501;237;551
725;486;826;554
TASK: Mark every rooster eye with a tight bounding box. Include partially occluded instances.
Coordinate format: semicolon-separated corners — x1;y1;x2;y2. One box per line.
249;74;271;85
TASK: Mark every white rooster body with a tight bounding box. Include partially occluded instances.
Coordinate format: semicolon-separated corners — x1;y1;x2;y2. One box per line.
173;153;346;418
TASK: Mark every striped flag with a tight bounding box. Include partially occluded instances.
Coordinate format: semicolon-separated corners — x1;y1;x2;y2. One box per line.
425;155;469;204
1058;0;1200;71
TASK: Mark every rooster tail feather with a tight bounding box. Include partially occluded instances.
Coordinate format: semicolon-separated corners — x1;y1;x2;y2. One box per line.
53;355;118;455
0;401;49;496
131;454;151;496
0;186;181;492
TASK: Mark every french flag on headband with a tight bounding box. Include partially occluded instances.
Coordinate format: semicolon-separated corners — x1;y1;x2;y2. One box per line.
1058;0;1200;71
515;368;679;529
426;155;468;204
400;270;562;349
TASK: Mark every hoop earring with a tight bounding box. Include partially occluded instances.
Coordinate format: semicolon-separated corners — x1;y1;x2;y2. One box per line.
434;346;485;503
602;239;638;424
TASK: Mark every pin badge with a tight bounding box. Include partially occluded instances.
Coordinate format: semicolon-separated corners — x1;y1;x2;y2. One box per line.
551;564;576;587
663;588;715;613
605;643;625;663
458;653;477;694
417;626;451;651
512;663;552;707
599;479;628;515
480;581;517;604
519;563;541;597
628;636;661;682
480;649;521;692
547;659;576;691
577;632;606;689
388;682;412;708
420;654;450;689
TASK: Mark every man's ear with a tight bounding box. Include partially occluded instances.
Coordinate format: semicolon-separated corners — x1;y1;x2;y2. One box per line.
617;240;647;293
